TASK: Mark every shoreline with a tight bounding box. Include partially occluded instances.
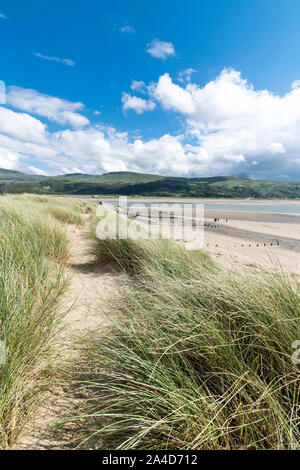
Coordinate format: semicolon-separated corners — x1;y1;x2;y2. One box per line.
106;200;300;276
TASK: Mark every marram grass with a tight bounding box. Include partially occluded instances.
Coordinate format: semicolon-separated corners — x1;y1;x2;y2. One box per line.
74;227;300;450
0;194;92;448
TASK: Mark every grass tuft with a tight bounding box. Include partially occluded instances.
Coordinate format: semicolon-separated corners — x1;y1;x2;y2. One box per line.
74;216;300;450
0;194;92;448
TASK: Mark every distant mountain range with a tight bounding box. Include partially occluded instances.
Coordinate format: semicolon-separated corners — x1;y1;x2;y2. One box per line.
1;168;300;198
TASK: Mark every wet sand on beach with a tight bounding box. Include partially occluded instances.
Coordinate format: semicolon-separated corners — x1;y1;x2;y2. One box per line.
113;202;300;276
203;209;300;275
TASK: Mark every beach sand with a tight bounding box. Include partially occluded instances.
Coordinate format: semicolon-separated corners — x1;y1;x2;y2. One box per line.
112;202;300;276
203;223;298;278
202;227;300;275
201;209;300;275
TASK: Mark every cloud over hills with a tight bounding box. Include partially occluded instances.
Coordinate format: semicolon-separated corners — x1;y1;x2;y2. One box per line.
150;69;300;178
2;69;300;179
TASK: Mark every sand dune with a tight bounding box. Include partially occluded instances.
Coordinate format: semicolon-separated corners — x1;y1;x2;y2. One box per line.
18;220;123;450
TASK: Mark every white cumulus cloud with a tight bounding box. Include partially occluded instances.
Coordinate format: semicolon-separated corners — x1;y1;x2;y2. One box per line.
149;68;300;178
0;149;19;170
27;165;47;175
268;142;285;154
122;93;156;114
151;73;196;114
2;71;300;180
131;80;146;93
7;86;89;128
0;106;47;142
146;39;176;60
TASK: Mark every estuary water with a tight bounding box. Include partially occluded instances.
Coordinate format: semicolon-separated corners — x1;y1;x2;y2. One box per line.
109;199;300;215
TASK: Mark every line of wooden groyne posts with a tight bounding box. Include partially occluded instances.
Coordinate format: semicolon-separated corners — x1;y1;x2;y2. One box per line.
102;201;281;249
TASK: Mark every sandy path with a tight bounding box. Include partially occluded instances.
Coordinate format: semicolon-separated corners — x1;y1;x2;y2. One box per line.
62;224;118;340
17;222;121;450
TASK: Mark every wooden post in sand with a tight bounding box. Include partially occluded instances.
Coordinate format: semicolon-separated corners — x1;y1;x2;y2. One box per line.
148;207;151;238
170;211;174;240
159;211;163;238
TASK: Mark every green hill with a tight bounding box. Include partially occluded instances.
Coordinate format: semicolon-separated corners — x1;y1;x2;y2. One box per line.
96;171;165;184
1;169;300;198
0;169;46;183
45;171;164;186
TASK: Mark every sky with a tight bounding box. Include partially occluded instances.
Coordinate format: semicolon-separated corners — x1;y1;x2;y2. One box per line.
2;0;300;179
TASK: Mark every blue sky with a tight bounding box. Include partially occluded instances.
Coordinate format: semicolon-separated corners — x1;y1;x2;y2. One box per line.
1;0;300;179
